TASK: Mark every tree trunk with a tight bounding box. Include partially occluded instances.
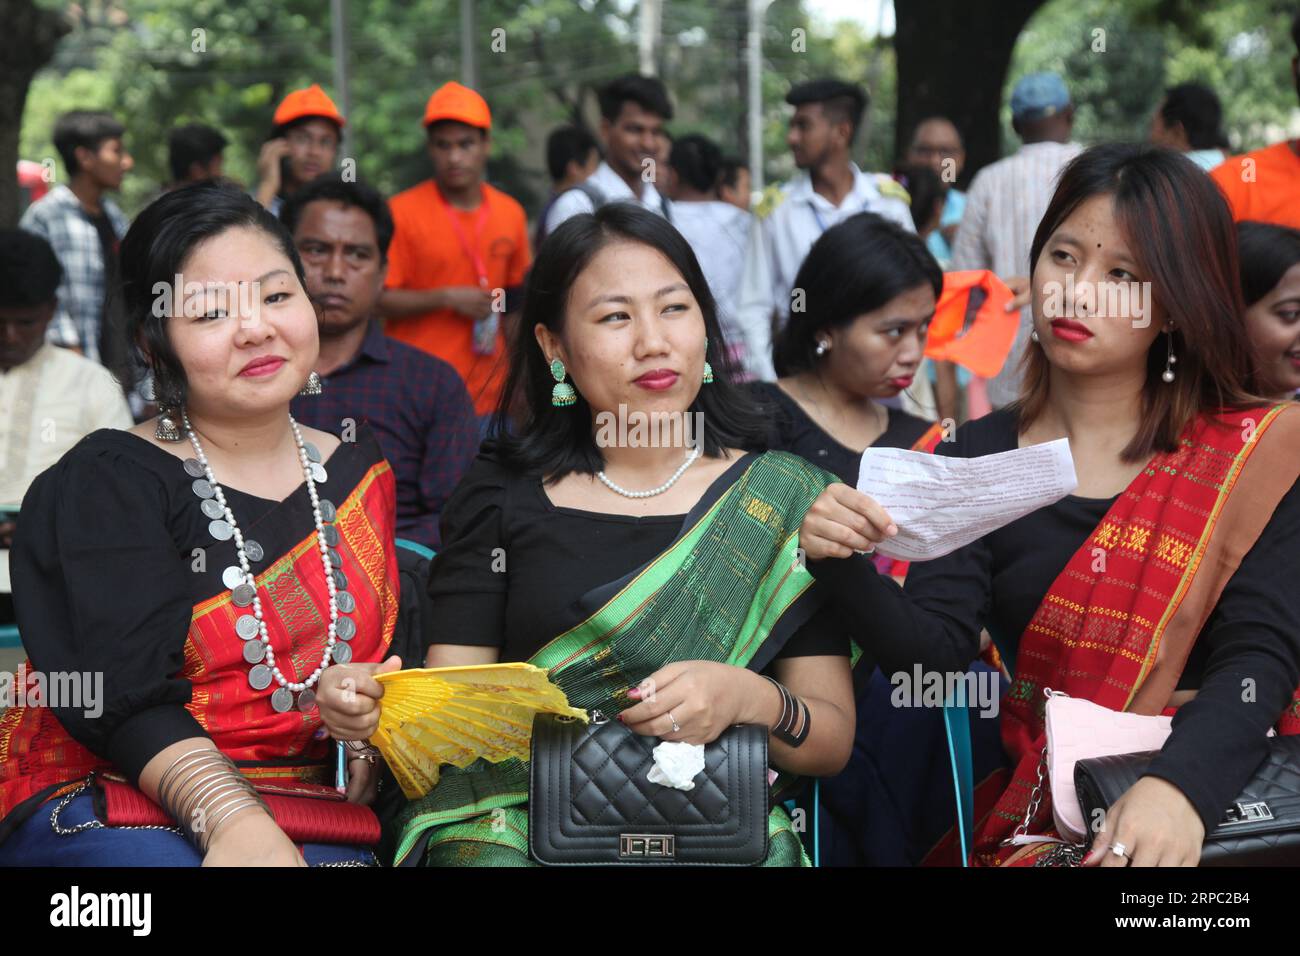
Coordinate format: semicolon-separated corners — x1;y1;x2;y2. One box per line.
893;0;1046;182
0;0;70;227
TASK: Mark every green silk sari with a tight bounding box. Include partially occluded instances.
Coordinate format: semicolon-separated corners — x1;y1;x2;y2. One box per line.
393;450;836;867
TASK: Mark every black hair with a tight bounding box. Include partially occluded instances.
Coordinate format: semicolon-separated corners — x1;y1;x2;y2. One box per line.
545;125;600;182
0;229;63;309
117;182;306;408
598;74;674;123
669;133;724;194
426;119;488;141
895;165;945;233
719;156;747;192
271;114;342;141
909;115;964;148
1238;220;1300;306
1159;83;1228;151
786;79;869;143
279;173;394;261
492;203;765;479
773;212;942;377
52;110;125;176
167;123;228;182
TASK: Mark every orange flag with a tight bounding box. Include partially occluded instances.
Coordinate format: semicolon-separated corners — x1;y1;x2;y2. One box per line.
924;270;1019;377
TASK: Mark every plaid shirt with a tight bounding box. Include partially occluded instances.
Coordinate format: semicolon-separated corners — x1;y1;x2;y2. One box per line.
18;185;128;364
291;320;479;549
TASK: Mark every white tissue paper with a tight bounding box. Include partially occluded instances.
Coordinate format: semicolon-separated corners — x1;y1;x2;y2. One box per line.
647;740;706;791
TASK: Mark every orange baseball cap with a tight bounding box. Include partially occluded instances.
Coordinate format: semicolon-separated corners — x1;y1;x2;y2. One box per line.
423;82;491;130
273;84;346;128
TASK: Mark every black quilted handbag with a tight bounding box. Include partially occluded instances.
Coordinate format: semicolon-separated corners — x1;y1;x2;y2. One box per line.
1075;736;1300;866
528;712;769;865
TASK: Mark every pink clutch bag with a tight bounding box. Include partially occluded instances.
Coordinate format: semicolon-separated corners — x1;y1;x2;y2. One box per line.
1044;691;1172;841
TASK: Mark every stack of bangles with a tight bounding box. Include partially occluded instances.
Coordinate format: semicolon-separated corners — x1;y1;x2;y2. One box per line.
762;675;811;748
157;748;270;853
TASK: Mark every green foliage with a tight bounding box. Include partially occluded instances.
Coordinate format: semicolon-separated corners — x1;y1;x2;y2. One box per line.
17;0;1296;218
1009;0;1297;154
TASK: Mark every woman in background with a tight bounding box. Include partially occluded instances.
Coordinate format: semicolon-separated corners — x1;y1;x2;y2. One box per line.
1237;221;1300;400
800;144;1300;866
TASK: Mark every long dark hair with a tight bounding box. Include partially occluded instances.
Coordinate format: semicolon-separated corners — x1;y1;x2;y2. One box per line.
117;181;305;408
773;212;942;377
1016;143;1259;462
492;203;766;480
1237;221;1300;306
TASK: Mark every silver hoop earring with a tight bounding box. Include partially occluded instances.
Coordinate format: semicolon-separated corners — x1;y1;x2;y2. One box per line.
1162;329;1176;383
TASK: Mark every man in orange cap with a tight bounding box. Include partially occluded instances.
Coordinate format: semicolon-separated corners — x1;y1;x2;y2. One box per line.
255;83;345;216
379;82;530;421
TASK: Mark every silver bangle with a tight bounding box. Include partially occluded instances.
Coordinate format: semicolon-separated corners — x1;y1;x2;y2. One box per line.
203;797;268;851
182;782;250;843
158;750;227;809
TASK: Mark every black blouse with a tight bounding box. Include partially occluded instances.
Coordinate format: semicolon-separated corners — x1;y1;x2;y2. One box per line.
10;426;383;783
809;409;1300;831
425;449;850;665
750;380;934;485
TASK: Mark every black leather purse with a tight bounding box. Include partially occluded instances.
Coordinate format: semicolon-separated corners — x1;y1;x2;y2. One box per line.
528;712;769;865
1075;736;1300;866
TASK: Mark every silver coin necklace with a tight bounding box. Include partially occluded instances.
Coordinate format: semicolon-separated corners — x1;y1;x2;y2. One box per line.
183;411;353;714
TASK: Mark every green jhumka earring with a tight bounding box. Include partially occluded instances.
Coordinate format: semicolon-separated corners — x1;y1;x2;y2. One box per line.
550;358;576;407
702;360;714;384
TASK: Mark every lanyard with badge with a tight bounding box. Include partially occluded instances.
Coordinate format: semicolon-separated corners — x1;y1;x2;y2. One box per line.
437;183;498;355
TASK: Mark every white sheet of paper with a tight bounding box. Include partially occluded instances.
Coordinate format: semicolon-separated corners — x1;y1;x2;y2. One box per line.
856;438;1078;562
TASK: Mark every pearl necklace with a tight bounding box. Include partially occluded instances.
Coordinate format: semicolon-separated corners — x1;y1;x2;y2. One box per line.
596;446;702;499
183;412;348;714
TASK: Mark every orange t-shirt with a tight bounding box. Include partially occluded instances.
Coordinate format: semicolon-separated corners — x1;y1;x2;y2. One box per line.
1209;141;1300;230
384;180;531;415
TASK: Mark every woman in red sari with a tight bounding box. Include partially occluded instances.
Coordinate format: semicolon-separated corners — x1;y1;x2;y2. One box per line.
799;144;1300;866
0;184;399;866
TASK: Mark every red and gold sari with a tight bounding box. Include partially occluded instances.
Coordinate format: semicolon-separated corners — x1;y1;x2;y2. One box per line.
0;432;400;826
971;403;1300;865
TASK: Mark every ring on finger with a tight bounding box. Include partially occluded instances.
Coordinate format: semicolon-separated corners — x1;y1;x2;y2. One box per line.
1110;841;1130;862
667;711;681;733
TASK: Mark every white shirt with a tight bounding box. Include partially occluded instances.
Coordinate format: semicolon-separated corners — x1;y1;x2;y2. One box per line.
543;161;668;235
667;200;753;362
951;140;1083;407
0;343;132;591
734;164;914;381
0;343;133;505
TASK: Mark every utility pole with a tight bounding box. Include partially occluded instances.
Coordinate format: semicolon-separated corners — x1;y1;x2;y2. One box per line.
747;0;773;194
639;0;662;76
330;0;352;158
460;0;478;88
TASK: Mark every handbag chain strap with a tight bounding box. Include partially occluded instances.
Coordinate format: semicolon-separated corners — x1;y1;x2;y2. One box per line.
1003;689;1089;866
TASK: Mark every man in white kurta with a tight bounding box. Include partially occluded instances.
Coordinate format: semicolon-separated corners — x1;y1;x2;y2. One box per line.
735;79;913;381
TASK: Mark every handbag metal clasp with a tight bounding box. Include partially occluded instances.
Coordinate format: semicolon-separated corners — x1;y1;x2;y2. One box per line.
620;834;675;859
1222;801;1273;825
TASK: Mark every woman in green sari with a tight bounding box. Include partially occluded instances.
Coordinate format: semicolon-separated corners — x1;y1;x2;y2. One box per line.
317;204;859;866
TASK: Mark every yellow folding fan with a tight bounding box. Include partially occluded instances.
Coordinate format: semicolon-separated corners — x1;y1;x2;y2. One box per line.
372;663;587;798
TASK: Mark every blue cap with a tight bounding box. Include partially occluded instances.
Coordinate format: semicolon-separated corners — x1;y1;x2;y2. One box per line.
1010;72;1070;121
